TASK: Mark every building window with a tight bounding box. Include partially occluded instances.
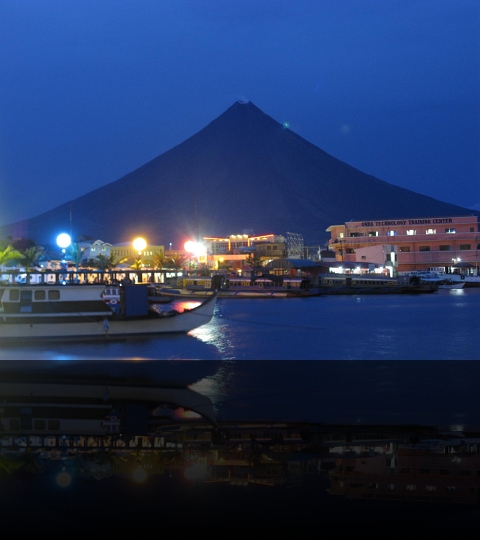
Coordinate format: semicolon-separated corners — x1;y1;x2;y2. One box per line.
439;245;451;251
399;246;410;252
426;228;436;234
387;230;397;236
346;249;355;254
406;485;416;491
406;230;416;235
368;231;378;237
470;228;474;232
459;244;471;250
419;246;430;252
426;486;436;492
445;228;456;234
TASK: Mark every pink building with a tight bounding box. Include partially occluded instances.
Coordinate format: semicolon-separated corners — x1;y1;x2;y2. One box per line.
327;215;479;274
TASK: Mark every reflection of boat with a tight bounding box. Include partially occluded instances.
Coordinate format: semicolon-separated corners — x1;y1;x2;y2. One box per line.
0;284;216;342
0;379;217;433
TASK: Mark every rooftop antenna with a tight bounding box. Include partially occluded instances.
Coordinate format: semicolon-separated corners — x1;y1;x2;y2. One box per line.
194;192;199;243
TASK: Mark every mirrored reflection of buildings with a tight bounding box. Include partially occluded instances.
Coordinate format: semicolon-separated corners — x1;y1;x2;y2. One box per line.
1;369;480;532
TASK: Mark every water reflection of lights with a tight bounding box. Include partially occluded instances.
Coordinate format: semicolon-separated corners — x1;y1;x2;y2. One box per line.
184;463;207;480
56;469;72;487
174;301;202;312
132;467;147;483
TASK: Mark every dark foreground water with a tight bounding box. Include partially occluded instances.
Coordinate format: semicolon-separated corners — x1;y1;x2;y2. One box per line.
1;287;478;360
1;359;480;534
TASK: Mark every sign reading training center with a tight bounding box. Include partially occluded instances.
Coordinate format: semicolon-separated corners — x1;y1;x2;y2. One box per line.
360;218;453;227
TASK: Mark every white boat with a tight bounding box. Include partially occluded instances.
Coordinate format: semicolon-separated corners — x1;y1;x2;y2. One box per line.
0;283;216;342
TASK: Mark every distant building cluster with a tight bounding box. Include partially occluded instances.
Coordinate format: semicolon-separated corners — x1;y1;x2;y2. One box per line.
2;214;479;278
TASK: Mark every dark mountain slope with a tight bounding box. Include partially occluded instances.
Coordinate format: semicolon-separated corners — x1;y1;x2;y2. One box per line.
1;101;477;247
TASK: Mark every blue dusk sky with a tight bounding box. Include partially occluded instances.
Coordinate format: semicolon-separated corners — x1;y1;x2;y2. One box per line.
0;0;479;226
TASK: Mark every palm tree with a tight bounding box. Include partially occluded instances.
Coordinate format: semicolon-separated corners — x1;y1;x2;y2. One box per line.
152;250;165;270
21;246;47;271
68;242;85;272
169;253;188;273
0;245;24;271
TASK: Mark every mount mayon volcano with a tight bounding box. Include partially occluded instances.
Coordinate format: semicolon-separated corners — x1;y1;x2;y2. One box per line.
2;101;477;247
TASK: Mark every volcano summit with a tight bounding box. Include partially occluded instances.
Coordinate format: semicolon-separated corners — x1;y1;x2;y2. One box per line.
1;101;477;247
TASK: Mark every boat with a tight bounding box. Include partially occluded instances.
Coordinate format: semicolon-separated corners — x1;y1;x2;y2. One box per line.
313;274;439;294
102;284;173;307
0;283;217;342
439;281;465;289
159;275;321;299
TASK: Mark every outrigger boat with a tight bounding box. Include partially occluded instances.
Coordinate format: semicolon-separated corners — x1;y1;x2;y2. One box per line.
0;283;216;342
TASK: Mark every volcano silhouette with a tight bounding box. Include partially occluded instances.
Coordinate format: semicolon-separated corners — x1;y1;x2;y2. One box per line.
1;101;477;247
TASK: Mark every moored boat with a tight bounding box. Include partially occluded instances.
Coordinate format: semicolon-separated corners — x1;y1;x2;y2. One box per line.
159;275;321;299
313;274;438;294
0;283;216;342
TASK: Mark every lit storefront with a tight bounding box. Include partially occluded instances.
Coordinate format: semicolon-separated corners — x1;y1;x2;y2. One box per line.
327;215;479;274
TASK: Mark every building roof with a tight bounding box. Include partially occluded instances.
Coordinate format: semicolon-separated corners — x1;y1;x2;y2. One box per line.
264;258;319;269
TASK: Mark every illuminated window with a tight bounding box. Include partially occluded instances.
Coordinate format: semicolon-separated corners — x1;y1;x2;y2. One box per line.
406;230;416;235
387;230;397;236
459;244;471;250
439;245;451;251
445;228;456;234
368;231;378;237
426;228;436;234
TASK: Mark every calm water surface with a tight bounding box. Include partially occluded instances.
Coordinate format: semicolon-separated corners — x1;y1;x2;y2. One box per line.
1;287;478;360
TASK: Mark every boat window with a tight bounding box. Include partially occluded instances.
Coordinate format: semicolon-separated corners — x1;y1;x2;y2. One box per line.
34;290;46;300
9;289;20;301
48;290;60;300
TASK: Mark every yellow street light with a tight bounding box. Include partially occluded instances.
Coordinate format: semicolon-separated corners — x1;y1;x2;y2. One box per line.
133;237;147;253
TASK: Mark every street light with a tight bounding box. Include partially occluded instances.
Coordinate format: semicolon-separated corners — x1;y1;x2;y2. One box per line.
56;233;72;284
132;237;147;283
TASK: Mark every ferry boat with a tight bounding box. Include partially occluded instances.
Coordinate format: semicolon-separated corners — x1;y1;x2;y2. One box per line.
0;282;216;342
314;274;439;294
159;275;321;299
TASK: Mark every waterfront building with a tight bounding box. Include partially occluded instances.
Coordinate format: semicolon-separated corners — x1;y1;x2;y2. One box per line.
202;233;287;270
78;239;112;262
327;215;480;274
110;242;165;268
